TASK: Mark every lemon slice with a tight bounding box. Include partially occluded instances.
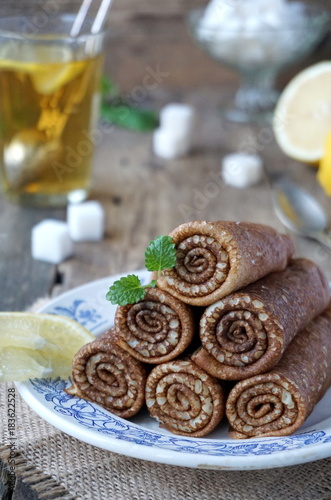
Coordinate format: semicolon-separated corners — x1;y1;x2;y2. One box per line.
31;59;87;95
29;45;87;95
0;312;95;382
273;61;331;164
317;130;331;195
0;44;87;95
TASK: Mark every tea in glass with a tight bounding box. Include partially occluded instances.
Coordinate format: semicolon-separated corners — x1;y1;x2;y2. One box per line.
0;5;105;206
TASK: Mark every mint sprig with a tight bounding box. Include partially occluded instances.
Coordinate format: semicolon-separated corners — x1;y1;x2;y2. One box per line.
101;102;159;132
106;235;176;306
101;75;159;132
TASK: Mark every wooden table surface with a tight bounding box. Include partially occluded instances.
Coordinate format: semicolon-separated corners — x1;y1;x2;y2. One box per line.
1;0;331;312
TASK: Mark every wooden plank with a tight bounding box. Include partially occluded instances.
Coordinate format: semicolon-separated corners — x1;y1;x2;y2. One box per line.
109;0;205;21
104;7;331;92
0;197;64;311
104;15;237;92
108;0;330;23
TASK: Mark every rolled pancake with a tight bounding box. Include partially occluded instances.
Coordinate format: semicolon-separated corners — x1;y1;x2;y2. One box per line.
65;328;146;418
226;306;331;438
115;288;195;363
145;359;225;437
157;220;294;306
193;258;330;379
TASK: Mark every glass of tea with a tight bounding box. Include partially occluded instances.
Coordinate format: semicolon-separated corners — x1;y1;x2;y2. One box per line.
0;1;106;207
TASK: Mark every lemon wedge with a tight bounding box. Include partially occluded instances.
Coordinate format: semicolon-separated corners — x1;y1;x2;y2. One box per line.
0;312;95;382
273;61;331;164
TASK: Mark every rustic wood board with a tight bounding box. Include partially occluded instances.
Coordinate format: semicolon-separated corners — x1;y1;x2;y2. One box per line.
0;200;64;310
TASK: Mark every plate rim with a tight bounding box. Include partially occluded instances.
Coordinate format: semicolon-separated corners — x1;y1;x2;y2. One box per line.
15;269;331;470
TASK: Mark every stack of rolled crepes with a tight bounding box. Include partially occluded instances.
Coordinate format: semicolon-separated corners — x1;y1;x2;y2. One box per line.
67;220;331;439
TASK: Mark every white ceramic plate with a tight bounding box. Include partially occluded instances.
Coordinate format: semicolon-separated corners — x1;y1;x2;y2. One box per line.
16;270;331;470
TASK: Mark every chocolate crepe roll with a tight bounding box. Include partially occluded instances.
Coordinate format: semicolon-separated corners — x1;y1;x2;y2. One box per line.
226;306;331;438
192;258;330;380
115;288;195;364
65;328;146;418
157;220;294;306
146;360;225;437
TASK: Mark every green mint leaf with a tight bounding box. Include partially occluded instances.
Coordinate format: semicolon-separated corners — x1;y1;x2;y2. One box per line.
100;101;159;132
106;275;147;306
145;235;177;273
149;279;158;288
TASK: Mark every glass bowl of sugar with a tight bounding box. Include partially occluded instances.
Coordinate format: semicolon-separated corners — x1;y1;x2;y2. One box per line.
188;0;329;123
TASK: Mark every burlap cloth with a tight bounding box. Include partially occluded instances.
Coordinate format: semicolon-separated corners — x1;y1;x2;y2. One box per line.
1;300;331;499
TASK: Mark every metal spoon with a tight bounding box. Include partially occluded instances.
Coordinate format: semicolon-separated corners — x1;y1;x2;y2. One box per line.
271;175;331;250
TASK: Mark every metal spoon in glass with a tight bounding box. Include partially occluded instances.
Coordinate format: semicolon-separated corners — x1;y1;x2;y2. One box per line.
271;175;331;250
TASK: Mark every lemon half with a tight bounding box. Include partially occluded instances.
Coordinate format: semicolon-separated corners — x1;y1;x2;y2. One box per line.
273;61;331;164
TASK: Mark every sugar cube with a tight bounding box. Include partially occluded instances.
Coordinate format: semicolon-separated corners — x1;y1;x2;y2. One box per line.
159;103;196;136
153;127;192;160
221;152;263;188
67;201;105;242
31;219;73;264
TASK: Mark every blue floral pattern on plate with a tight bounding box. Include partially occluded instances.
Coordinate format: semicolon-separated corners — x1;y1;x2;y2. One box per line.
51;300;102;326
29;376;331;457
